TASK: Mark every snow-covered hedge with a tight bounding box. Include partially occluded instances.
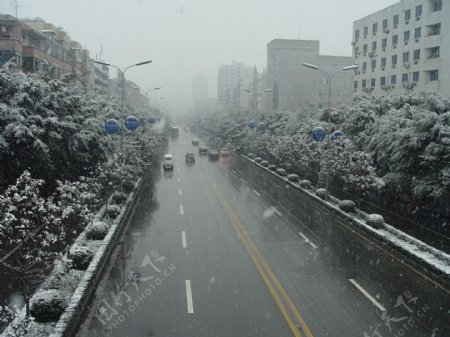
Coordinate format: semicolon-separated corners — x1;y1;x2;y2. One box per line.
85;221;109;240
69;246;93;270
30;290;68;322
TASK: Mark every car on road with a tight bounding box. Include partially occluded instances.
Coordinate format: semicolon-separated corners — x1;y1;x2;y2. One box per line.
163;154;174;170
192;138;199;145
185;152;195;164
260;160;269;167
220;147;230;158
199;145;208;155
208;149;219;160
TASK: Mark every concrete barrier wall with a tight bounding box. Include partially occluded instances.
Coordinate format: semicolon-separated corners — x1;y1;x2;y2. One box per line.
231;154;450;313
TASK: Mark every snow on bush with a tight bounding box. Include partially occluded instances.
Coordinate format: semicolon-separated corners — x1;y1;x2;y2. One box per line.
85;221;109;240
29;289;67;322
106;205;122;219
315;188;329;200
338;200;356;213
110;192;128;205
69;246;93;270
299;180;312;189
365;214;385;229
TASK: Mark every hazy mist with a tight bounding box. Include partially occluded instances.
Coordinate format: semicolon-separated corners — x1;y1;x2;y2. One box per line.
3;0;398;117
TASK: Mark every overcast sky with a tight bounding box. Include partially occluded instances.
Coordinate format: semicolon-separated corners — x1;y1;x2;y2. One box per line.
3;0;398;116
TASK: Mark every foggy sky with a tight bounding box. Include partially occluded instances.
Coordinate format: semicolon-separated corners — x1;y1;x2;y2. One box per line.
3;0;398;117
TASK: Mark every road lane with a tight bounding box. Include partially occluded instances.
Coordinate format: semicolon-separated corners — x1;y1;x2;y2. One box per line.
79;133;296;337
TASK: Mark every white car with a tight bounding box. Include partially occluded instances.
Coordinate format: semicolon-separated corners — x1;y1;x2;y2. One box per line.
163;154;174;170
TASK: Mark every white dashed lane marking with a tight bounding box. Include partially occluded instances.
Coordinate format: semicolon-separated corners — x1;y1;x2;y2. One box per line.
180;205;184;215
349;278;386;312
182;231;187;248
185;280;194;314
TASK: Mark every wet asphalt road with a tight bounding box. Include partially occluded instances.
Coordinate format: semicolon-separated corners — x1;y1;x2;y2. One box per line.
78;129;450;337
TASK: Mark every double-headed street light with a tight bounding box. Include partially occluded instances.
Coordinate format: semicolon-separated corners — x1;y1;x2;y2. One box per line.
93;59;152;152
144;87;162;109
302;63;359;112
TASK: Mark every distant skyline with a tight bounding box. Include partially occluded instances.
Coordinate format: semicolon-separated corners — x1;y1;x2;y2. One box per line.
3;0;399;116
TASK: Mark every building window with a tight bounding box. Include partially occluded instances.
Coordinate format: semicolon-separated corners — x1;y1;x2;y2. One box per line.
380;77;386;86
373;23;378;34
355;46;359;55
362;79;367;88
355;29;360;40
412;72;419;82
381;57;386;68
402;73;409;83
415;5;422;17
430;46;440;58
434;0;442;11
431;23;441;35
392;55;398;65
413;49;420;61
405;9;411;21
364;26;368;36
362;61;367;72
393;15;399;26
354;81;358;89
371;78;376;87
404;30;410;42
391;75;397;85
371;59;376;70
430;70;439;81
415;27;421;39
383;19;388;30
363;44;368;53
393;35;398;46
372;41;377;51
382;38;387;49
403;52;410;62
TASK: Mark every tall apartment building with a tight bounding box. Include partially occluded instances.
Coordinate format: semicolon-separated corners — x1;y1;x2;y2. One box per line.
352;0;448;97
267;39;354;113
217;61;253;114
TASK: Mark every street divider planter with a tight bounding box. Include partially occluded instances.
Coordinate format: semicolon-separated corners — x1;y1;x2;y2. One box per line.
315;188;329;200
365;214;385;229
69;246;94;270
299;180;312;189
338;200;356;213
30;290;68;323
85;221;109;240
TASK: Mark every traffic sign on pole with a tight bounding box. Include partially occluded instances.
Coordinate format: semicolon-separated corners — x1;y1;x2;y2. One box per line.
105;119;120;134
125;116;140;131
312;127;326;142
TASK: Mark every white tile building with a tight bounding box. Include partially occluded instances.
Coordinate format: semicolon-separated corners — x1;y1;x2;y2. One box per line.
266;39;354;113
352;0;448;97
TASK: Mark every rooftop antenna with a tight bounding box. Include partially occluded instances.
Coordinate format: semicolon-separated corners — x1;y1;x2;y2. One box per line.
99;42;103;60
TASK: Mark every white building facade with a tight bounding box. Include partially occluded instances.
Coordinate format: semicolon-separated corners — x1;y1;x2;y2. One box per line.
352;0;449;97
266;39;354;114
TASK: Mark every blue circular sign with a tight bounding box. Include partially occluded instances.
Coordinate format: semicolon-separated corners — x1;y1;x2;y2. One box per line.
105;119;120;134
257;122;266;131
148;116;156;124
125;116;140;131
248;120;256;129
312;127;326;142
331;130;345;141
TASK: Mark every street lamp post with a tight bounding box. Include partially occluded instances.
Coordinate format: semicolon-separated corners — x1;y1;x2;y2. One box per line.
93;59;152;152
144;87;162;109
302;63;359;112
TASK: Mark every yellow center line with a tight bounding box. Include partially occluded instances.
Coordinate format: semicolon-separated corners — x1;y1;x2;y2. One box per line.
203;164;314;337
